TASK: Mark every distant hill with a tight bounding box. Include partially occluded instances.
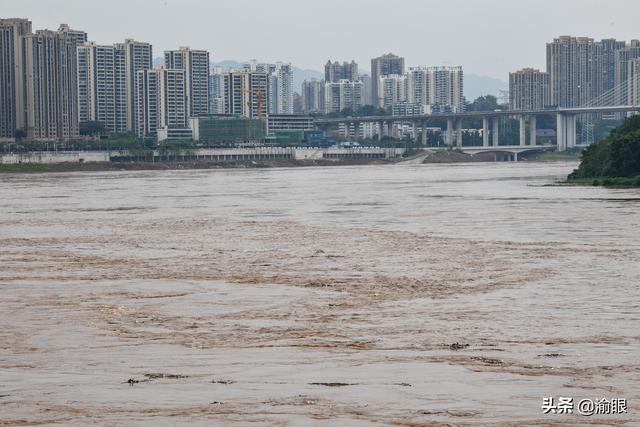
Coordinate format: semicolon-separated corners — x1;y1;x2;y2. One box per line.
210;60;323;93
154;58;323;94
154;57;505;99
464;74;507;101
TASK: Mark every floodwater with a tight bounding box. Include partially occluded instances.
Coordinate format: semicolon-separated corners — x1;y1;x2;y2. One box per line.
1;161;639;426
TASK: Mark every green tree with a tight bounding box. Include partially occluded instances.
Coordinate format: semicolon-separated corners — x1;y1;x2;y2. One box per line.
467;95;501;112
570;115;640;180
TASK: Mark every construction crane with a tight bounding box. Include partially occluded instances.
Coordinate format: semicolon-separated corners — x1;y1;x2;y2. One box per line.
241;88;269;137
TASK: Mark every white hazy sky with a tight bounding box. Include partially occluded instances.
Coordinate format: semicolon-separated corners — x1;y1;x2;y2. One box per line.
2;0;639;79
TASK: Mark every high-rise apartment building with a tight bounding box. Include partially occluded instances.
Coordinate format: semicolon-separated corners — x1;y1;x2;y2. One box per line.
301;79;325;113
23;26;86;140
407;67;428;106
509;68;550;111
269;62;294;114
57;24;87;45
547;36;596;107
135;68;188;139
0;18;32;139
324;60;358;83
209;67;225;114
324;80;364;113
371;53;405;107
546;36;629;107
118;39;153;132
378;74;407;109
597;39;626;96
628;58;640;107
164;47;210;117
614;40;640;104
407;66;464;112
360;73;372;106
222;69;270;118
77;42;127;133
243;61;293;115
293;92;303;114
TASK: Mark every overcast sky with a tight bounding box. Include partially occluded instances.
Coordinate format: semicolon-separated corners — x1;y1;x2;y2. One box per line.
2;0;639;79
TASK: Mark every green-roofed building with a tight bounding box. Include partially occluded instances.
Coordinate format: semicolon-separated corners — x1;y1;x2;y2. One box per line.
192;116;266;144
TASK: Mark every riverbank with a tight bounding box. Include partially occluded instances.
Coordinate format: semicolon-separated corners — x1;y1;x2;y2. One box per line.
527;151;581;161
566;176;640;187
0;158;396;174
564;117;640;188
422;150;496;163
0;150;583;174
421;150;580;164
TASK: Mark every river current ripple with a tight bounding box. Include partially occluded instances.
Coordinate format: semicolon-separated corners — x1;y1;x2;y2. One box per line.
1;161;639;425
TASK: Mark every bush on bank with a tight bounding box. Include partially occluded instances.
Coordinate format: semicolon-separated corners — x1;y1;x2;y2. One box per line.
568;115;640;185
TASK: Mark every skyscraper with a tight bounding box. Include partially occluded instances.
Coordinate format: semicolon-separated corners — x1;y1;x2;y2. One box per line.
324;80;364;113
597;39;626;96
222;69;269;118
246;61;293;115
23;26;86;140
269;62;294;114
360;73;372;106
118;39;153;132
301;79;325;113
628;58;640;107
547;36;597;107
615;40;640;104
509;68;550;111
324;60;358;83
546;36;629;107
164;47;210;117
57;23;87;45
0;18;32;139
135;68;187;139
77;42;127;133
209;67;225;114
407;66;464;112
378;74;407;109
371;53;405;107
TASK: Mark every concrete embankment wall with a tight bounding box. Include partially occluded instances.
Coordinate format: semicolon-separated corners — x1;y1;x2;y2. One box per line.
1;147;404;165
0;152;110;164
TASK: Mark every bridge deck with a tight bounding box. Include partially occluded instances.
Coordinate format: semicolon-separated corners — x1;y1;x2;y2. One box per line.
315;105;640;125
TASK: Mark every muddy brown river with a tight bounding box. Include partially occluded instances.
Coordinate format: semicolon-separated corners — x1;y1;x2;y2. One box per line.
1;161;639;426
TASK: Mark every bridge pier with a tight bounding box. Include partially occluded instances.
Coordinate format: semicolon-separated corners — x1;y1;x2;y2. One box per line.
316;106;638;149
482;117;489;147
492;117;499;147
556;113;576;152
556;115;565;151
446;118;454;146
421;124;428;146
377;121;384;141
568;115;577;149
519;115;527;146
530;116;537;146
